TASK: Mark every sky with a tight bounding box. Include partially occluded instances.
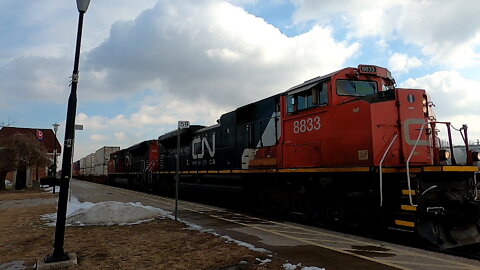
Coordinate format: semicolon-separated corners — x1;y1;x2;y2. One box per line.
1;0;480;161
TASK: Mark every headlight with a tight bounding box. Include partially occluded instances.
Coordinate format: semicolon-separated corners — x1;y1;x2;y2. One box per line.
422;96;428;114
472;151;480;162
439;149;450;161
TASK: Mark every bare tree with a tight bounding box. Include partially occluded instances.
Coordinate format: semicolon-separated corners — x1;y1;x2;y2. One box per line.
0;118;15;128
0;133;51;190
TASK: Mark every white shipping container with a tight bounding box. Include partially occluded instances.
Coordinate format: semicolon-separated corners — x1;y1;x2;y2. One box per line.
94;164;107;176
86;153;95;168
94;146;120;167
80;157;86;169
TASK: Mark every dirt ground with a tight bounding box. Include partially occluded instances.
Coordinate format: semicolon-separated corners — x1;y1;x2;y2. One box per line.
0;189;287;269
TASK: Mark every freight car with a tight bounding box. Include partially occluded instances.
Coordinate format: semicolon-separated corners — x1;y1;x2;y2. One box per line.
107;140;159;189
105;65;480;249
74;146;119;183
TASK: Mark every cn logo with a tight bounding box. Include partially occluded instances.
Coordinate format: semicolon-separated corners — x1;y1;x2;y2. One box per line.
36;130;44;141
192;133;215;159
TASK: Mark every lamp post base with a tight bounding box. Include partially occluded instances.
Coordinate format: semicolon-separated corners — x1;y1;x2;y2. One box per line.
38;253;77;269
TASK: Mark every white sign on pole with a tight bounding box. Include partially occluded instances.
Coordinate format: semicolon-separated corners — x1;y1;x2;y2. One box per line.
178;121;190;129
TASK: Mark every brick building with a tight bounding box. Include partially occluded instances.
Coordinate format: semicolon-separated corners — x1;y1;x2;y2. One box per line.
0;126;61;189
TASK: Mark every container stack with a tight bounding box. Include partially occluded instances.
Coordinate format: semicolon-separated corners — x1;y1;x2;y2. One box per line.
94;146;120;177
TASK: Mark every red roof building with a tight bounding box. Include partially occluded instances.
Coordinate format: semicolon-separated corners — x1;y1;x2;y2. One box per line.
0;126;62;189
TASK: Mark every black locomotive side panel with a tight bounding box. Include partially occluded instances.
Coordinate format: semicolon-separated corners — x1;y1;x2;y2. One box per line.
215;112;237;169
157;95;280;172
127;141;151;172
110;149;128;173
235;95;280;169
158;125;205;171
189;111;237;170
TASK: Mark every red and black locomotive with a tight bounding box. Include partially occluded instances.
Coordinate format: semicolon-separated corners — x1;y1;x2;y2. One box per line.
104;65;480;249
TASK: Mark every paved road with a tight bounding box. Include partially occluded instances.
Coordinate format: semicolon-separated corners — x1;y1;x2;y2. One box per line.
69;179;480;270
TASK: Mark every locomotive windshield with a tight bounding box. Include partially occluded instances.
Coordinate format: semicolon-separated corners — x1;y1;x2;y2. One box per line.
336;80;377;96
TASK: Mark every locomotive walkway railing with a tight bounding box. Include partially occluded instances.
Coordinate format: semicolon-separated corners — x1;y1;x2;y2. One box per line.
405;121;467;206
475;172;479;201
379;133;398;207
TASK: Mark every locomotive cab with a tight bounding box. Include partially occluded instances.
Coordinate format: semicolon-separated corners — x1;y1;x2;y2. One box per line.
280;65;400;168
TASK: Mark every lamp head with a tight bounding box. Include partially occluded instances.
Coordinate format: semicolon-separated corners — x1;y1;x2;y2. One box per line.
53;123;60;132
76;0;90;12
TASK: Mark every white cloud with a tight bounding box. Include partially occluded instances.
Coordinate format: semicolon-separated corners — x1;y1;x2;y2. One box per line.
291;0;480;67
0;0;158;58
77;94;227;133
0;56;71;103
83;0;358;106
90;134;108;141
375;39;389;52
1;0;358;111
292;0;399;37
71;91;231;160
388;53;422;73
401;71;480;142
114;132;127;141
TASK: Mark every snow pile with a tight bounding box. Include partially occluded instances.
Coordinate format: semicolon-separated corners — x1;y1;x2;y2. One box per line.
283;263;325;270
66;201;166;226
42;185;59;193
0;260;26;270
42;197;170;226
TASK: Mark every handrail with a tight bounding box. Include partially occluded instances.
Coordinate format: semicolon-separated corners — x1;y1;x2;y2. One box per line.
144;159;157;172
475;172;479;201
406;122;429;207
379;134;398;207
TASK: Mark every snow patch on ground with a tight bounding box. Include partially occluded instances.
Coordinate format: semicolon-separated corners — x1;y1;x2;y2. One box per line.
42;185;59;193
283;263;326;270
180;219;269;253
0;260;26;270
256;258;272;265
221;235;269;253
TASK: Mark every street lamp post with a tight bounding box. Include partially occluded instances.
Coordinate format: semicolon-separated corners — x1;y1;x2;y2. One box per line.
45;0;90;263
52;123;60;194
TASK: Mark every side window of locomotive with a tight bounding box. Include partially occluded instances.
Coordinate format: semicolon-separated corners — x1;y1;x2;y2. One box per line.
316;83;328;106
287;95;295;113
287;83;328;114
336;80;378;96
